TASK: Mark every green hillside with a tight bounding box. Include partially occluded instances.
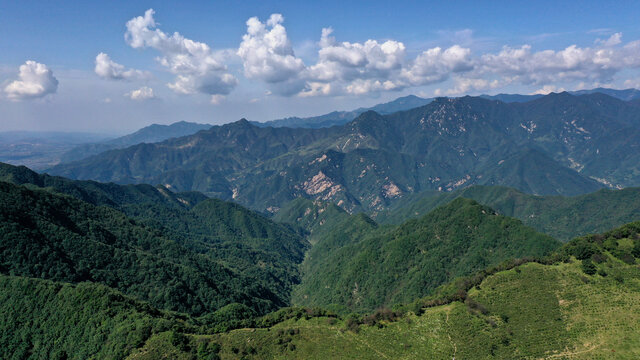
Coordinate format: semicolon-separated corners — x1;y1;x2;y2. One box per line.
0;275;190;360
293;198;560;311
0;162;309;313
122;221;640;359
1;161;639;358
379;185;640;242
272;197;352;244
0;181;300;316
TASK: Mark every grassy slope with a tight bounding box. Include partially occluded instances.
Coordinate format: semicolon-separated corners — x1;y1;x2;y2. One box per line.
2;209;638;359
129;220;640;359
130;258;640;359
379;185;640;242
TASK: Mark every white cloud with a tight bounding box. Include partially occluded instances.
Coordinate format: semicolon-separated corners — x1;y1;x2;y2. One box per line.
94;53;151;80
4;61;58;101
125;9;237;96
400;45;473;86
127;86;155;101
120;11;640;99
238;14;305;82
531;85;565;95
445;77;499;95
307;27;407;94
237;14;306;95
235;16;475;96
477;33;640;86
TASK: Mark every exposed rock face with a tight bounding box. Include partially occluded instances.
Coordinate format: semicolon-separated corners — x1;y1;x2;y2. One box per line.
303;171;344;200
383;182;402;198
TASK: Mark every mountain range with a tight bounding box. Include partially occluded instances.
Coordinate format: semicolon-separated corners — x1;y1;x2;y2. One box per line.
47;91;640;215
4;89;640;357
251;94;434;129
253;87;640;129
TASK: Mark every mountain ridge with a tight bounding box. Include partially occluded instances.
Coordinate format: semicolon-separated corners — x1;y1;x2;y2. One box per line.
60;121;213;163
47;91;640;214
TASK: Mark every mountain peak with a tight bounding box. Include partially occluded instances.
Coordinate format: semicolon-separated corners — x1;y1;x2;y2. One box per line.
230;118;254;128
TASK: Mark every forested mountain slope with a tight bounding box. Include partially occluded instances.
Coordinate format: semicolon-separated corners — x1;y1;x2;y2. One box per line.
121;221;640;359
292;198;560;311
48;92;640;214
379;185;640;242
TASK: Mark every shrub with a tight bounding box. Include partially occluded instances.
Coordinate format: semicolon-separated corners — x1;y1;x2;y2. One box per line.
345;315;361;333
591;252;607;264
465;298;489;315
597;269;608;277
581;259;597;275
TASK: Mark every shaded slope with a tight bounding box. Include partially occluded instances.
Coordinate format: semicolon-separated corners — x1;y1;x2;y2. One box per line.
272;197;351;244
476;148;602;196
0;162;309;309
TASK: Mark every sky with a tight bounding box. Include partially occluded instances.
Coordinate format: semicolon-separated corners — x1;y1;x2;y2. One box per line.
1;0;640;133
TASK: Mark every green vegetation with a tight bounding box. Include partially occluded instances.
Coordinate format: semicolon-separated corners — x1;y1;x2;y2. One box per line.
379;185;640;242
0;162;308;306
0;275;190;360
273;197;352;244
120;221;640;359
293;198;560;311
2;158;640;358
0;181;302;316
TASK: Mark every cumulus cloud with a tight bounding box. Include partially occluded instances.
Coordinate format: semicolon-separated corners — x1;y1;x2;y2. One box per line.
117;11;640;98
312;28;406;80
125;9;237;96
4;61;58;101
127;86;155;100
477;33;640;86
235;18;640;97
238;14;305;82
400;45;473;86
237;14;306;95
95;53;151;80
235;15;474;96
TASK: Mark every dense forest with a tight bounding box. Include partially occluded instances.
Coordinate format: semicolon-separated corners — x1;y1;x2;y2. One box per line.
0;160;639;358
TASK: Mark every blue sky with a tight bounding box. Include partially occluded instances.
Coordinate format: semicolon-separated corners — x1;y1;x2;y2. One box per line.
1;0;640;133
